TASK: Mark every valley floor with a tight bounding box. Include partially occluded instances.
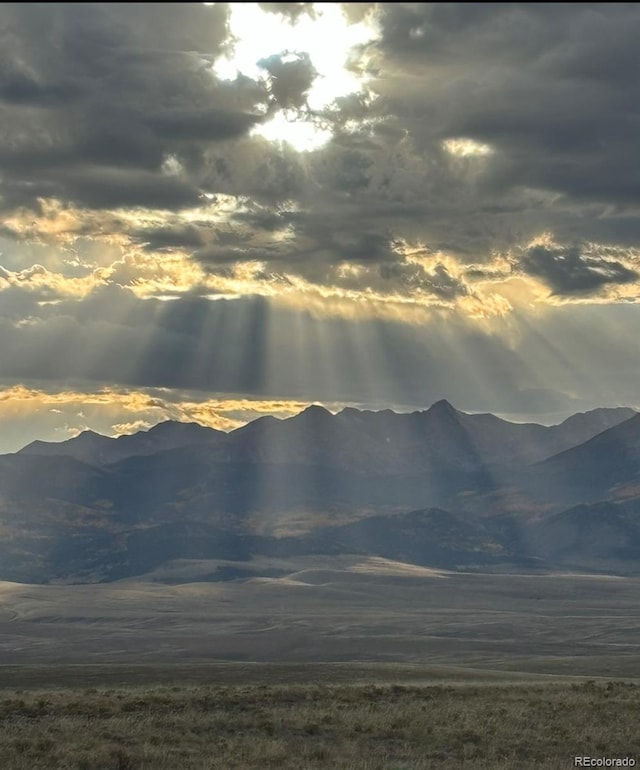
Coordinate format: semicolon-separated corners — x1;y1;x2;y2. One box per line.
1;559;640;676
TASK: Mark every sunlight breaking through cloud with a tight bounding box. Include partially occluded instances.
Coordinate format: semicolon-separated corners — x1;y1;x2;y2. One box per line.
213;3;380;150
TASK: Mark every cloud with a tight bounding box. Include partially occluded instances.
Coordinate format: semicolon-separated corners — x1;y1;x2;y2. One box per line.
3;3;640;287
4;3;640;312
1;279;640;449
134;225;208;252
3;2;640;432
0;383;314;453
258;51;317;111
145;107;262;143
0;3;266;212
520;242;638;296
371;4;640;210
258;4;316;23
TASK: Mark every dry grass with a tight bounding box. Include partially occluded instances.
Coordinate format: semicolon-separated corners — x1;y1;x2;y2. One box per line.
0;678;639;769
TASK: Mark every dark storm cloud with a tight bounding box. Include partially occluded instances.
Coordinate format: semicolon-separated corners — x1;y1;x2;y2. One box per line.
0;3;230;108
372;3;640;216
258;52;317;110
0;3;267;212
231;207;297;233
195;118;451;271
133;225;208;252
198;135;309;204
192;118;497;279
3;2;640;270
53;168;204;211
379;262;468;300
0;74;80;106
200;211;401;272
520;244;638;296
0;0;637;322
319;231;397;265
146;108;262;143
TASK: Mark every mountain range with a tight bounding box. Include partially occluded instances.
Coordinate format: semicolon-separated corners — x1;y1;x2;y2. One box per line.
2;401;640;583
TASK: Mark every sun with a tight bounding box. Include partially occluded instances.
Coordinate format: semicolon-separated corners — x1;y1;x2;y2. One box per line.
213;3;379;152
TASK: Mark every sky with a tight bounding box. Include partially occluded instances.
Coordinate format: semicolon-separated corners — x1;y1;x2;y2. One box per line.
1;2;640;452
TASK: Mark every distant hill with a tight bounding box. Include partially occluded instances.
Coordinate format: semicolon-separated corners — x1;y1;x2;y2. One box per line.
530;412;640;504
20;420;225;465
1;401;639;583
525;498;640;573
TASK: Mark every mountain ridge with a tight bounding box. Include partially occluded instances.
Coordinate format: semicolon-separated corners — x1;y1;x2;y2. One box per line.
2;401;639;583
14;403;637;471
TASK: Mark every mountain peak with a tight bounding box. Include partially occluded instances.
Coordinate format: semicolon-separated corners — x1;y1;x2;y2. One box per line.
68;429;111;443
427;399;459;416
299;404;332;418
147;420;209;435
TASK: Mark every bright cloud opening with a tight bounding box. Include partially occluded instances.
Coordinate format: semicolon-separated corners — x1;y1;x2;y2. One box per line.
443;138;493;157
213;3;379;151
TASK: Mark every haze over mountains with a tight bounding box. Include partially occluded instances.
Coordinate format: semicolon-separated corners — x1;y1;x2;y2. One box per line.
2;401;640;583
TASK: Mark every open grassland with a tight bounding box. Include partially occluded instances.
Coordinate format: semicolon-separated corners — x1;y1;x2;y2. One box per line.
2;562;640;767
0;670;639;769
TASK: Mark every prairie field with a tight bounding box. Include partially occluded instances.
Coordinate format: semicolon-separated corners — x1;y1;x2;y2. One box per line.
2;565;640;768
0;667;638;770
